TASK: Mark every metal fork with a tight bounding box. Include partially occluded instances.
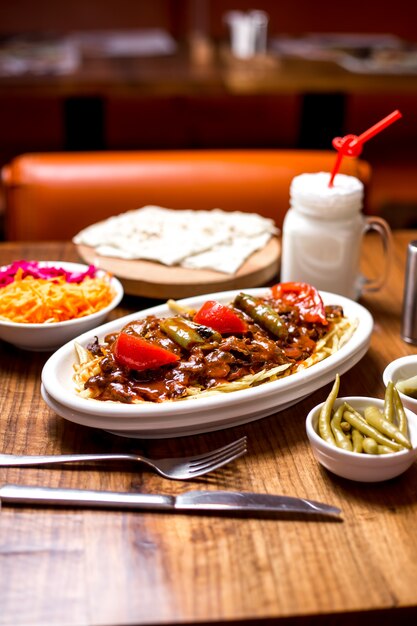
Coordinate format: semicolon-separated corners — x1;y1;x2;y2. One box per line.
0;436;247;480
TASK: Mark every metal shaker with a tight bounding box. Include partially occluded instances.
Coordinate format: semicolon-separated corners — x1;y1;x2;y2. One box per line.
401;240;417;344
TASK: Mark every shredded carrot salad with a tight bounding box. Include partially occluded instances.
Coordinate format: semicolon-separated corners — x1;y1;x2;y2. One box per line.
0;267;115;324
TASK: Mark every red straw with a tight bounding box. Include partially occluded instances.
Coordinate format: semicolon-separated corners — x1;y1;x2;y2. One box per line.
328;109;403;187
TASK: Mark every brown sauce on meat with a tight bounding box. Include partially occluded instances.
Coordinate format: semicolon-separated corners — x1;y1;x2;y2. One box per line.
84;300;342;403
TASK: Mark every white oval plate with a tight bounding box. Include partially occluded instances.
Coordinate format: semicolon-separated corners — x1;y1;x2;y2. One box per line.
41;288;373;438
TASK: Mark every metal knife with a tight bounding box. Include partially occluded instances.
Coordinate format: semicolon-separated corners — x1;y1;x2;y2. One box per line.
0;485;342;518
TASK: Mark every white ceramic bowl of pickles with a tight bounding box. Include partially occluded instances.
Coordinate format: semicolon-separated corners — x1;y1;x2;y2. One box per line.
383;355;417;415
306;381;417;482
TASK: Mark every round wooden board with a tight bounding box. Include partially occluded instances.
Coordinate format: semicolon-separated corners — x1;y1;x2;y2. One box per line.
77;237;281;299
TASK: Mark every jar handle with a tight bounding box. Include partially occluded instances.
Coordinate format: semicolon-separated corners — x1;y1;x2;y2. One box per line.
360;216;393;294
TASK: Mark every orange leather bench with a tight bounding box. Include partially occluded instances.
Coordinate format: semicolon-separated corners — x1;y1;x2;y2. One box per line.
1;149;370;241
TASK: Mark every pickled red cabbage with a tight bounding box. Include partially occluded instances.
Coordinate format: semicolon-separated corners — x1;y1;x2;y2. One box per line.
0;260;97;288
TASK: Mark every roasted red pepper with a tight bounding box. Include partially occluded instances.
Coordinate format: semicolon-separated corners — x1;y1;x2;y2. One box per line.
113;332;179;371
270;282;328;325
193;300;248;334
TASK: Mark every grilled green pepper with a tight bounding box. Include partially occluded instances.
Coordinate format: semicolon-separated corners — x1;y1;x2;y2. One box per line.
233;293;288;338
160;317;221;350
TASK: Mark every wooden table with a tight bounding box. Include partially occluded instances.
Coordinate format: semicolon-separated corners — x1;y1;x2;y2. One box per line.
1;232;417;626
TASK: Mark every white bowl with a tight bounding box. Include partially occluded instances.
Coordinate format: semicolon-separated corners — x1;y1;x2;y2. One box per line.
0;261;124;351
306;396;417;482
383;355;417;415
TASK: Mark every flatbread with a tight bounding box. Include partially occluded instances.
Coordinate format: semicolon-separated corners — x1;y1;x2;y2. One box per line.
73;206;278;274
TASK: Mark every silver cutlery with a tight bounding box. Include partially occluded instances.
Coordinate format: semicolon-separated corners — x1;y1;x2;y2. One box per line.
0;436;247;480
0;484;342;518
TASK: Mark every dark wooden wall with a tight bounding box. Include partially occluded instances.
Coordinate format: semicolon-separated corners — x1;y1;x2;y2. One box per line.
1;1;417;41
